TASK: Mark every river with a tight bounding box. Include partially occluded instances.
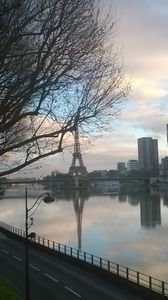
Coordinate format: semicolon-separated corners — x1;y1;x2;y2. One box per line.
0;183;168;282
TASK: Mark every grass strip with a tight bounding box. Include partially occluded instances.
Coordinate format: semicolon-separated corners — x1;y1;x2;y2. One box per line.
0;279;22;300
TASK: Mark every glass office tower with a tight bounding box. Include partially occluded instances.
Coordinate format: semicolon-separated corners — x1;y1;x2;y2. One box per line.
138;137;159;176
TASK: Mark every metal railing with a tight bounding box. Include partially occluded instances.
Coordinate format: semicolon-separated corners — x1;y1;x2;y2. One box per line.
0;220;167;297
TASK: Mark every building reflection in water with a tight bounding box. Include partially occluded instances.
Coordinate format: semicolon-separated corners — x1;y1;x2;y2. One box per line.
127;194;140;206
140;195;161;228
118;194;127;202
120;187;163;229
162;193;168;207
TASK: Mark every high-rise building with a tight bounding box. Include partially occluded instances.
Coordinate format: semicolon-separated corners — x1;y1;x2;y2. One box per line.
138;137;159;176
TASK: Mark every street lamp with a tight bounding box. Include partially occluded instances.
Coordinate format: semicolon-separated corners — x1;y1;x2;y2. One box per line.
25;187;55;300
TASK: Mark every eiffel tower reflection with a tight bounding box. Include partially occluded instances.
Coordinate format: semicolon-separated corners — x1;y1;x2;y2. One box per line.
72;190;88;250
46;180;89;249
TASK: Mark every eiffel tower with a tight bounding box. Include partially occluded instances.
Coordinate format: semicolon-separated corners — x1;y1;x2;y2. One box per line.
69;126;88;176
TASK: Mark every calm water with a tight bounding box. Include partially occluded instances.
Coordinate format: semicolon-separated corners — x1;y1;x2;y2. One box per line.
0;184;168;282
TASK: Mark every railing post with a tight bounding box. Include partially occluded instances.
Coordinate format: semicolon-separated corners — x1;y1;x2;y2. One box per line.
100;257;102;268
58;243;60;252
108;261;110;272
38;236;40;244
70;247;73;257
126;268;129;280
53;241;55;250
137;272;139;285
117;264;119;276
149;276;152;289
77;249;79;259
91;255;94;265
48;239;49;248
84;252;86;262
43;238;44;246
162;281;165;295
64;245;66;254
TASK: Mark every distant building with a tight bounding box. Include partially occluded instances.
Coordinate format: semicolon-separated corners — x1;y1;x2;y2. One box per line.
90;170;108;177
138;137;159;176
108;169;118;178
117;162;127;176
127;160;139;171
117;162;126;171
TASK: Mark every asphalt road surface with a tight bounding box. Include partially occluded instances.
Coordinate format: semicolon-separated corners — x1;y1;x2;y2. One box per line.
0;232;161;300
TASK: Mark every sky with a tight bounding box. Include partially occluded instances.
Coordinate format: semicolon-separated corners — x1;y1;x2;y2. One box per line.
16;0;168;177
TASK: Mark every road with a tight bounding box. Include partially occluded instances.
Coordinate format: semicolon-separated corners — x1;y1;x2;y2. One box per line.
0;232;161;300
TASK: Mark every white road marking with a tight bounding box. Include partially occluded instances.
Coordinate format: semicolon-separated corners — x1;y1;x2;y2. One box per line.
65;286;82;298
1;248;9;254
12;255;22;262
29;264;40;271
44;273;58;283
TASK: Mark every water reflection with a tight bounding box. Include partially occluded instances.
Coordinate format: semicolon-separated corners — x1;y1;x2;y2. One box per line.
118;194;127;202
43;185;89;250
162;193;168;207
124;191;161;228
48;185;166;247
0;185;167;233
73;190;87;250
140;195;161;228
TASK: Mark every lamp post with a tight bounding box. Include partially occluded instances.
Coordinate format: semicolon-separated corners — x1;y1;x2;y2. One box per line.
25;187;55;300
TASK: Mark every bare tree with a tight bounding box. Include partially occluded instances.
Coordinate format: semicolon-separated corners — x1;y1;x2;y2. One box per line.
0;0;129;177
